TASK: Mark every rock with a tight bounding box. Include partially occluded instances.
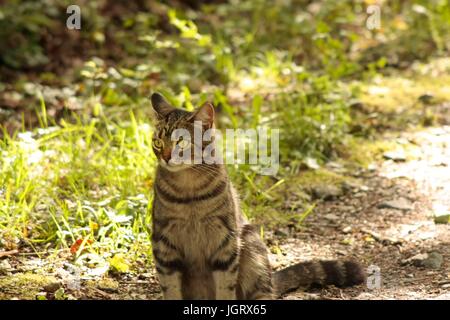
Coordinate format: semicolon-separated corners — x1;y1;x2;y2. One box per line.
342;180;361;192
361;228;402;245
360;185;369;191
311;185;342;200
355;292;377;299
383;150;407;162
402;253;428;265
433;205;450;224
274;228;289;237
421;252;443;269
442;284;450;289
0;260;12;275
97;278;119;293
377;198;413;211
433;293;450;300
324;213;339;222
303;157;320;170
434;213;450;224
342;226;352;233
418;93;434;105
403;252;443;269
43;282;61;293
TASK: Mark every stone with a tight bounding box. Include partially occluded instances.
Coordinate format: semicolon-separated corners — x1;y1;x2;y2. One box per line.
43;282;61;293
418;93;434;105
342;180;361;192
434;213;450;224
421;252;443;269
303;157;320;170
378;198;413;211
324;213;340;222
433;204;450;224
274;228;289;237
0;260;12;275
97;278;119;293
383;150;407;162
403;252;443;269
342;226;352;233
311;185;343;200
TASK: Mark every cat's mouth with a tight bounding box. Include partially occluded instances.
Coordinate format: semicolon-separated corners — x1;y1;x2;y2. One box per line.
159;159;191;172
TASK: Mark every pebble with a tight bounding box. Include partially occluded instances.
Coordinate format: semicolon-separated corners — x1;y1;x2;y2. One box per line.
378;198;413;211
43;282;61;293
311;185;343;200
383;150;407;162
342;226;352;233
324;213;340;222
0;260;12;274
97;278;119;293
418;93;434;105
433;204;450;224
403;252;443;269
274;228;289;237
342;180;360;192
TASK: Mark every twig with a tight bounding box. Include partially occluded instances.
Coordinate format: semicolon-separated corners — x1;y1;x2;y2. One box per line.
0;250;19;258
91;287;113;299
16;249;67;256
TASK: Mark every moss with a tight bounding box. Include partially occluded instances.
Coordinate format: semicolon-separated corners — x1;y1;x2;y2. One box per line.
360;74;450;113
342;138;398;167
294;168;350;188
0;273;57;300
343;136;420;167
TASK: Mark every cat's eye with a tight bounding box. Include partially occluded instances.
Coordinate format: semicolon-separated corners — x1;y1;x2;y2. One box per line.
177;139;191;149
153;139;163;149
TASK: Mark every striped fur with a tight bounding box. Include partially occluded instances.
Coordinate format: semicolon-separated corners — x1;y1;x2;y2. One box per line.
149;93;365;300
273;260;366;296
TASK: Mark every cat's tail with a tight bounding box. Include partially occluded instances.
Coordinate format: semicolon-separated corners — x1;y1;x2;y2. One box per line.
272;260;366;296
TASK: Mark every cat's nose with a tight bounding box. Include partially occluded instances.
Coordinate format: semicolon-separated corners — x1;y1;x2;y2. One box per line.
162;148;172;162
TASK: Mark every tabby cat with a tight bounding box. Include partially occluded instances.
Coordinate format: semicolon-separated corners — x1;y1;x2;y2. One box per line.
149;93;365;300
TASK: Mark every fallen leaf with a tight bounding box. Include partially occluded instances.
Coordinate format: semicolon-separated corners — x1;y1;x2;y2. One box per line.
109;254;130;273
70;238;93;255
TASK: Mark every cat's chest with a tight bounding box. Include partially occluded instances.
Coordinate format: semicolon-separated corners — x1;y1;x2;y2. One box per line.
171;215;229;266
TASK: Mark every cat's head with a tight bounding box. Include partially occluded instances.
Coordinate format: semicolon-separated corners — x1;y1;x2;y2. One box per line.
150;92;215;172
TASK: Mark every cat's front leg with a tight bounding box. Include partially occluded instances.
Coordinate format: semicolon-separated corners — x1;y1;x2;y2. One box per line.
213;269;238;300
152;233;184;299
210;235;239;300
157;270;183;300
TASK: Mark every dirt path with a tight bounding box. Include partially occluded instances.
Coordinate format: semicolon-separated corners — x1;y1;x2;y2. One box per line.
272;126;450;300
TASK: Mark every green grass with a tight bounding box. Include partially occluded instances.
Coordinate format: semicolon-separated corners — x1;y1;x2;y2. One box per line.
0;107;156;265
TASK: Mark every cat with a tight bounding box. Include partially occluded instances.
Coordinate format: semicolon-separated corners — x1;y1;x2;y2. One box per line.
149;92;365;299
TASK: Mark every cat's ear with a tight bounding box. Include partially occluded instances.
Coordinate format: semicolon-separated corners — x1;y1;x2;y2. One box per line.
191;102;215;128
150;93;174;119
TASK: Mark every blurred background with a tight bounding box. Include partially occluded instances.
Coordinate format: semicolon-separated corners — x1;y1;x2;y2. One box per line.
0;0;449;300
